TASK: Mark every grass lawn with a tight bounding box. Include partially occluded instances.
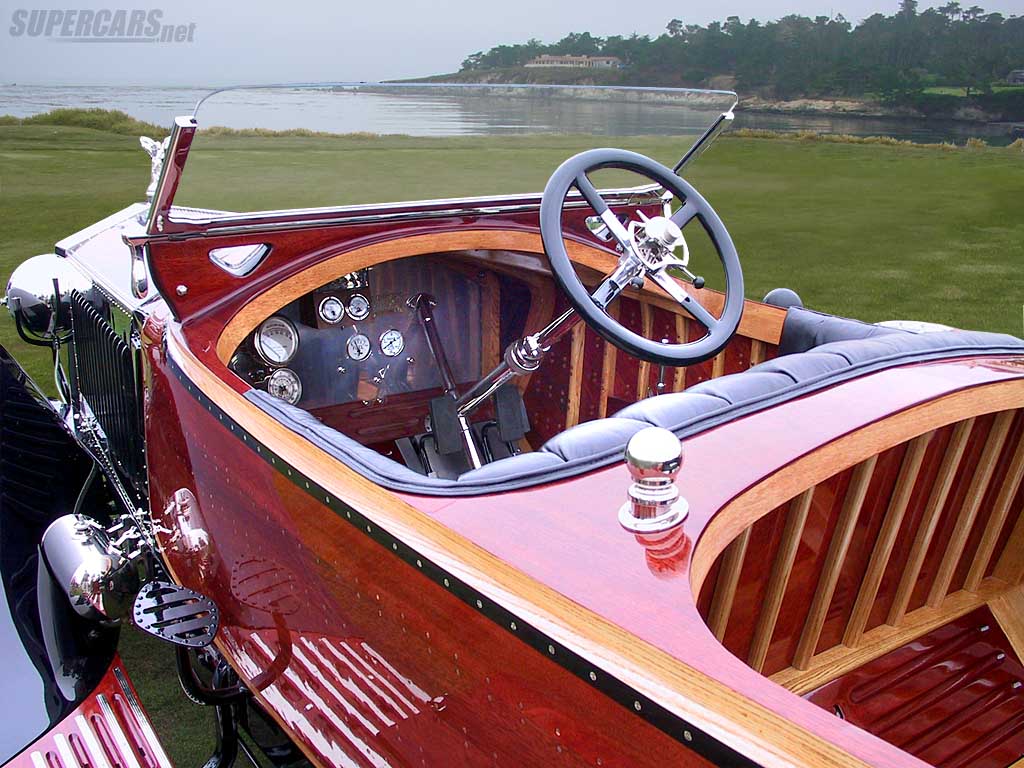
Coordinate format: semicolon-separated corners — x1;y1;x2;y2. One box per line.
1;121;1022;763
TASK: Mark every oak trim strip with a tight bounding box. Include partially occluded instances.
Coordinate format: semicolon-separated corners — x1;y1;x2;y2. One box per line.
692;384;1024;597
748;488;815;673
988;585;1024;662
707;528;752;643
967;425;1024;590
927;411;1014;606
216;230;788;364
635;302;654;398
887;418;976;626
597;303;620;418
566;323;587;429
672;315;688;392
843;433;933;648
750;339;766;367
170;328;872;768
772;579;1008;695
712;351;727;379
793;456;879;669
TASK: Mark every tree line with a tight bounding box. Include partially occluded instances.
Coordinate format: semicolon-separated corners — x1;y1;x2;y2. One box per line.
460;3;1024;100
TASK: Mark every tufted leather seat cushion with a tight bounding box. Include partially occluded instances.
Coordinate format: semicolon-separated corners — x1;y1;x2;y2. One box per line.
246;306;1024;495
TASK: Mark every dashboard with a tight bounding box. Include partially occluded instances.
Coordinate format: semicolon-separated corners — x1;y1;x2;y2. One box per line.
228;256;491;431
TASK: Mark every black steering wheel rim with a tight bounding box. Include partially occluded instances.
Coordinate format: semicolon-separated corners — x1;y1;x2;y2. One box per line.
540;148;744;367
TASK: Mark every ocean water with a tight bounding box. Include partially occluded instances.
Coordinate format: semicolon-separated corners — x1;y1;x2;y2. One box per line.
0;84;1014;144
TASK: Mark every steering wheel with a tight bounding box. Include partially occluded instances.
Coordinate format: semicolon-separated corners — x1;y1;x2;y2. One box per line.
540;148;744;366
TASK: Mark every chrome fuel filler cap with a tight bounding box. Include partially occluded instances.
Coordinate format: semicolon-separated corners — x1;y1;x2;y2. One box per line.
618;427;689;534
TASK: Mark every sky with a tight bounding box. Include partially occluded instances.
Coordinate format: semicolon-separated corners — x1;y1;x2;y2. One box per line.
2;0;1023;86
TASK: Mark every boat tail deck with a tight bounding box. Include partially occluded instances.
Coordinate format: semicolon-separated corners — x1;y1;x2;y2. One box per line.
805;603;1024;768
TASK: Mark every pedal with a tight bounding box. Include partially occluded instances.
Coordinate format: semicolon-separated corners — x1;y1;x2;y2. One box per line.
495;384;530;443
429;394;463;455
132;580;220;648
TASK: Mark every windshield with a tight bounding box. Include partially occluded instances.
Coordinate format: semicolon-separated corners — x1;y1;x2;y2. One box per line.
169;82;737;215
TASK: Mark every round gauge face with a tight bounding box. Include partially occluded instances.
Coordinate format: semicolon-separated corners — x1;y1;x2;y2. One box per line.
346;333;371;361
347;294;370;320
266;368;302;404
254;316;299;366
379;329;405;357
318;296;345;324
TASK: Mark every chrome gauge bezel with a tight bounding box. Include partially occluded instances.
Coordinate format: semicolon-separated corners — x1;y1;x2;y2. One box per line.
254;315;300;366
346;333;372;361
266;367;303;404
379;328;405;357
317;295;345;324
347;294;370;321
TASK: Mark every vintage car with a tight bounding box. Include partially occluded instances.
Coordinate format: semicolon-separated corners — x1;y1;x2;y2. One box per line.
3;83;1024;768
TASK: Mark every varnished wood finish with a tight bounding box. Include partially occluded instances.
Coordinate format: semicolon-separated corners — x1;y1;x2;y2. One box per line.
635;303;654;398
750;339;766;366
748;488;815;672
711;351;726;379
707;528;751;642
597;303;619;418
480;271;501;371
793;456;879;669
772;578;1010;695
968;429;1024;590
887;418;976;625
989;585;1024;661
672;315;688;392
216;230;788;365
843;433;933;648
566;323;587;429
927;411;1014;607
168;327;885;768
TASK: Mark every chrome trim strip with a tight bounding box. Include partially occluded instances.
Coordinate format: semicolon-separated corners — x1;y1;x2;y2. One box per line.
75;715;113;768
113;667;174;768
29;752;46;768
53;734;80;768
96;694;143;768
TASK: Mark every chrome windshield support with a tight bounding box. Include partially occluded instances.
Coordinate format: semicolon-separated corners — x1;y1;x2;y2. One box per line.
673;109;734;174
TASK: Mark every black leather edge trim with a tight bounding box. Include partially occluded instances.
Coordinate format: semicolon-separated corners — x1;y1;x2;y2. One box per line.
247;343;1024;497
168;357;764;768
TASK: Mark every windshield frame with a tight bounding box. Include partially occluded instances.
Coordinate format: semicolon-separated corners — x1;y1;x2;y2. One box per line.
142;82;738;239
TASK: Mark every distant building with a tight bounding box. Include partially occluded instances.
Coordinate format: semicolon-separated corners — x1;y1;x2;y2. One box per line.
1007;70;1024;85
525;55;622;69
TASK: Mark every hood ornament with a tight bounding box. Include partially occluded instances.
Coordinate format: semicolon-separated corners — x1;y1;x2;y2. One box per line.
140;135;170;202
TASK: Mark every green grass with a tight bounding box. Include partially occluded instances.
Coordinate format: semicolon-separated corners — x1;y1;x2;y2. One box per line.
1;115;1022;763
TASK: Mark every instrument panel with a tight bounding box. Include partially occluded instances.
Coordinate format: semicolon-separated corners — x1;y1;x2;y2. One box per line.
230;258;486;413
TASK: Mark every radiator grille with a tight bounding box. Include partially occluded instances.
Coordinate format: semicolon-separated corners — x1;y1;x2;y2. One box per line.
69;291;146;491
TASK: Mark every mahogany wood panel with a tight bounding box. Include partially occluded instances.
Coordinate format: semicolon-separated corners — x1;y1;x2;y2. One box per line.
793;456;879;669
843;433;933;648
989;585;1024;662
926;411;1014;607
706;528;751;642
968;428;1024;590
748;488;815;673
887;418;976;625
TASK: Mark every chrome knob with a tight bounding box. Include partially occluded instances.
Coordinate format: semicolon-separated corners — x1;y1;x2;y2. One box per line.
618;427;689;534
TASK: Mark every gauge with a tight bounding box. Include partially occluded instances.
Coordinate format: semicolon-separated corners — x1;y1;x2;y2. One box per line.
347;294;370;320
346;333;371;361
379;329;405;357
254;316;299;366
318;296;345;324
266;368;302;404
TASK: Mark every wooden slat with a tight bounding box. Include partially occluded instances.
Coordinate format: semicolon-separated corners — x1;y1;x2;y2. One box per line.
887;418;976;626
989;585;1024;661
843;433;934;648
565;323;587;429
927;412;1014;606
635;303;654;398
750;339;766;367
711;351;726;379
597;302;620;417
793;455;879;669
747;488;815;673
706;528;752;642
968;426;1024;590
672;315;687;392
773;579;1008;695
995;507;1024;585
479;271;501;370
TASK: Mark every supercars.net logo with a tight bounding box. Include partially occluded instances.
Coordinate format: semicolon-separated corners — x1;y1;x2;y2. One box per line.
9;8;196;43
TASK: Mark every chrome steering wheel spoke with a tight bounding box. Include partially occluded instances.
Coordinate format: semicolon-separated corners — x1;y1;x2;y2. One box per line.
647;267;719;331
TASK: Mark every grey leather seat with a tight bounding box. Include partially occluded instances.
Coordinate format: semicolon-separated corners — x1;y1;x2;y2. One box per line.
247;307;1024;496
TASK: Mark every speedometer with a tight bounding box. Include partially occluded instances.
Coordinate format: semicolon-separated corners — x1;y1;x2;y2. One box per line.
346;333;371;361
254;316;299;366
